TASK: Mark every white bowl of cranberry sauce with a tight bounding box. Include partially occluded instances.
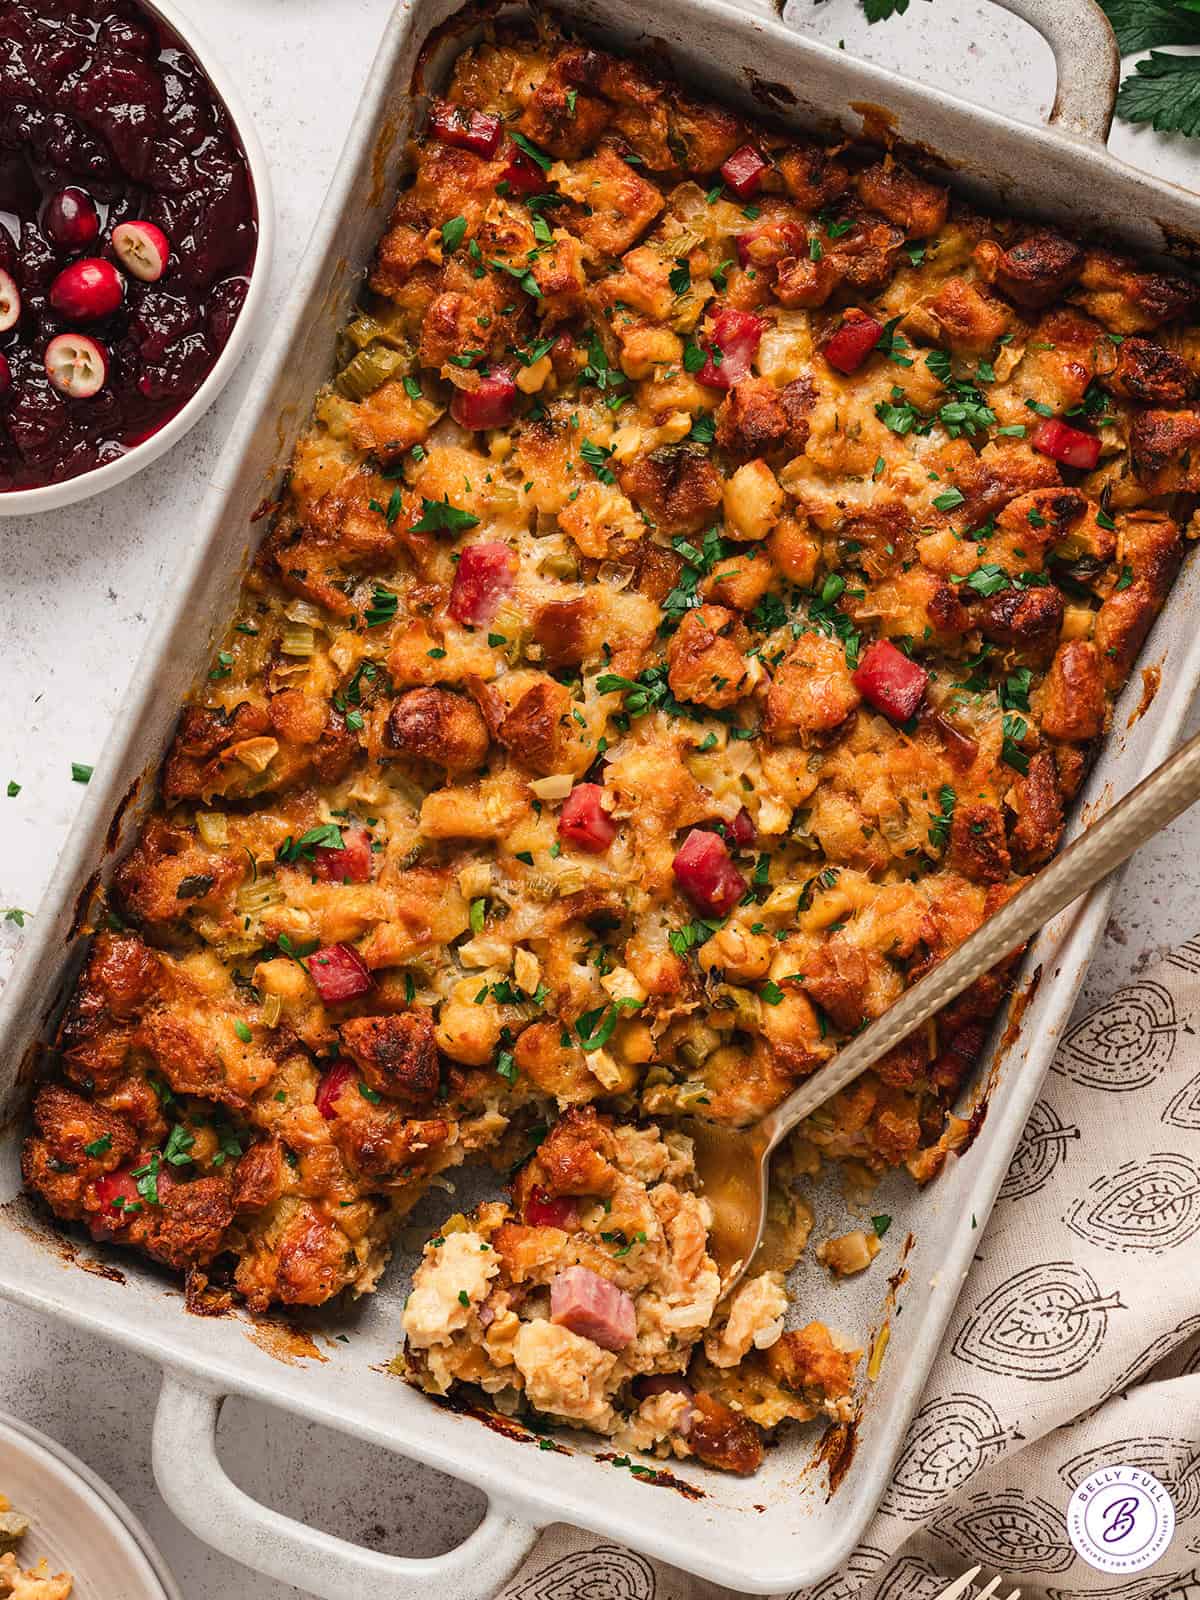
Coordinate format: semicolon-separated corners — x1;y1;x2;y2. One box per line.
0;0;274;512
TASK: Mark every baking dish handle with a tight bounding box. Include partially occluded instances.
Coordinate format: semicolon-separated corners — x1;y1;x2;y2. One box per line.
975;0;1119;144
152;1372;542;1600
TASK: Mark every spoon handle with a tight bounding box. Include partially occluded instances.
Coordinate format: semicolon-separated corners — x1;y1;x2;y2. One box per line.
762;724;1200;1149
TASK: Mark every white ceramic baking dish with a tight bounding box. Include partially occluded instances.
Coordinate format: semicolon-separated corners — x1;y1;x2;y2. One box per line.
3;1;1199;1595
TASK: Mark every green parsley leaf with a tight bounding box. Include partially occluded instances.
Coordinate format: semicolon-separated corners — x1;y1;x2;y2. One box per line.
234;1020;253;1043
496;1050;517;1084
928;784;956;851
510;131;551;169
278;822;345;863
6;780;19;798
84;1133;112;1157
863;0;909;18
1115;564;1135;591
932;487;965;512
3;907;28;927
1115;49;1200;135
441;215;467;252
1025;398;1055;418
668;257;692;297
576;997;642;1052
164;1125;196;1166
580;437;617;483
458;1289;471;1307
760;980;784;1005
871;1213;893;1237
411;497;480;534
1000;667;1034;711
682;338;706;374
358;1081;382;1104
1098;0;1200;54
1001;712;1031;775
403;375;422;400
71;763;93;784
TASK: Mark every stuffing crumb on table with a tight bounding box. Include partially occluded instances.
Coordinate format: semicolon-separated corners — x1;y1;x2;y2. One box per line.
20;8;1200;1473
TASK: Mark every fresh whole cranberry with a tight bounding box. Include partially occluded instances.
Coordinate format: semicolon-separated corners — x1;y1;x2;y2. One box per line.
49;257;124;320
99;17;158;56
112;219;169;282
45;187;101;250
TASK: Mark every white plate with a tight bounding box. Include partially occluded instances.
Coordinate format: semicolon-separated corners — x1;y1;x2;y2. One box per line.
0;1410;180;1600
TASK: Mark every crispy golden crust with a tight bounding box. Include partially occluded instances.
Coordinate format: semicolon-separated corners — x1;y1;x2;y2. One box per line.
23;17;1199;1470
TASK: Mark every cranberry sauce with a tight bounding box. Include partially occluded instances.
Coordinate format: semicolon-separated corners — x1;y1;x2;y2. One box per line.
0;1;258;491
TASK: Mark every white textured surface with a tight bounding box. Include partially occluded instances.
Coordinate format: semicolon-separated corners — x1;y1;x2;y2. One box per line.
1;1;1197;1595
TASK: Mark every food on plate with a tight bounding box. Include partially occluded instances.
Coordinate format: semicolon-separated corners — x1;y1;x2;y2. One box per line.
21;17;1200;1470
0;1496;72;1600
0;1;258;491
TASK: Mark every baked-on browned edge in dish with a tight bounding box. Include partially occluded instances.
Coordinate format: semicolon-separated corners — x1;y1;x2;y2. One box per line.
23;9;1199;1473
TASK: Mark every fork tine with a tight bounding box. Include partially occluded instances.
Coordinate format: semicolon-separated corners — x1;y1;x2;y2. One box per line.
1002;1589;1021;1600
975;1576;1003;1600
934;1565;982;1600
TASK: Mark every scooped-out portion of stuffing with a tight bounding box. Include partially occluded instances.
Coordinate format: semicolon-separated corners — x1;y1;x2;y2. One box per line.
401;1108;856;1472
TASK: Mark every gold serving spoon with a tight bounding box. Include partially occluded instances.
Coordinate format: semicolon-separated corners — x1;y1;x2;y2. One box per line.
689;725;1200;1290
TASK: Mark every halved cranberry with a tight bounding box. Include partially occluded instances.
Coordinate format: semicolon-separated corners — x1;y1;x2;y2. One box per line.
0;269;19;333
498;142;544;194
45;333;108;399
315;1059;358;1119
112;220;170;283
44;186;101;250
308;943;373;1004
448;542;515;626
559;783;617;854
672;829;746;916
697;306;765;391
0;352;11;395
1031;417;1101;471
312;827;373;883
721;144;769;199
49;257;124;321
823;312;884;374
524;1187;579;1229
429;100;502;156
852;639;929;723
449;367;517;430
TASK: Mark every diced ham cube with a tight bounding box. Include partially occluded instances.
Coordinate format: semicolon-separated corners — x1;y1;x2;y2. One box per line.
558;783;617;853
90;1167;141;1234
312;827;373;883
429;100;502;156
720;144;769;199
1031;417;1101;470
498;142;544;194
315;1059;358;1119
550;1265;637;1352
308;944;373;1004
524;1186;579;1229
449;367;518;430
697;307;765;390
852;639;929;723
448;542;515;626
672;829;746;916
823;313;884;374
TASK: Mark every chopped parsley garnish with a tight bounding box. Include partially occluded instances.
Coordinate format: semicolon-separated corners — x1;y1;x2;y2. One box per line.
84;1133;112;1157
441;215;467;252
575;997;642;1051
872;1213;892;1238
278;822;345;863
510;131;551;169
1001;712;1031;775
668;257;692;297
411;497;480;534
71;763;93;784
580;438;617;484
928;785;957;851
